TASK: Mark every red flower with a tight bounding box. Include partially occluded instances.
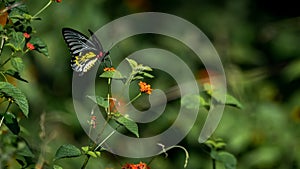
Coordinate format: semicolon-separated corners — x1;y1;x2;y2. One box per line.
23;32;30;39
138;81;152;95
26;42;35;50
56;0;62;2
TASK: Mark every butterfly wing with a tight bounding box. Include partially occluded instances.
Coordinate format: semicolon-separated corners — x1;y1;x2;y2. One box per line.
62;28;103;75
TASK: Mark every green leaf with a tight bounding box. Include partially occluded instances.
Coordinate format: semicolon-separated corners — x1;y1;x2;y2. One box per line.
99;70;124;79
225;94;243;109
11;57;24;72
53;165;63;169
30;37;48;56
182;94;200;109
5;32;25;52
115;116;139;137
126;58;138;68
54;144;82;161
87;151;101;158
141;72;154;78
215;152;237;169
16;141;35;158
0;82;29;117
87;95;109;108
132;75;144;80
1;112;20;134
4;70;28;83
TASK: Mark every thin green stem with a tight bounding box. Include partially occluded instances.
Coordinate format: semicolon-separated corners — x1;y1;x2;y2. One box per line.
32;0;53;18
124;92;141;107
81;155;91;169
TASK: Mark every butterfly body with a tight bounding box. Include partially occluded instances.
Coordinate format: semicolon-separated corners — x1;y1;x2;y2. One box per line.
62;28;109;75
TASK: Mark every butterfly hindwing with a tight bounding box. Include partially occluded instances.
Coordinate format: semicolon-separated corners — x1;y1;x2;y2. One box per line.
62;28;108;75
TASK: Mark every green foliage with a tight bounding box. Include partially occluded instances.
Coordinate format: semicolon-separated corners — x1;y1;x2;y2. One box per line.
54;144;82;161
0;82;28;117
115;115;139;137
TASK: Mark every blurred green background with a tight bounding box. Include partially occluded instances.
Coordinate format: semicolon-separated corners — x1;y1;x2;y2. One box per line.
15;0;300;168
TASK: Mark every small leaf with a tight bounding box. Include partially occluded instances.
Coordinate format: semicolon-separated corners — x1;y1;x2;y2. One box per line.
29;37;49;56
11;57;24;72
5;32;25;52
53;165;63;169
141;72;154;78
182;94;199;109
0;82;29;117
81;146;89;153
87;95;109;108
4;70;28;83
54;144;82;161
116;116;139;137
132;76;144;80
87;151;100;158
17;141;35;158
126;58;138;68
215;152;237;169
224;94;243;109
1;112;20;135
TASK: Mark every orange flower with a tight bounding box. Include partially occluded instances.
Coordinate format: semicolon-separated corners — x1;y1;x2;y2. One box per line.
26;42;35;50
138;81;152;95
121;162;150;169
104;67;115;72
23;32;30;39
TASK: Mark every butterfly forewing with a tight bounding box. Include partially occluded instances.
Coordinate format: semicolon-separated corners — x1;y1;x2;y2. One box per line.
62;28;108;75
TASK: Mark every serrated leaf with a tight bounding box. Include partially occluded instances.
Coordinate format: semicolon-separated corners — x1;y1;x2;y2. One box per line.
5;32;25;52
54;144;82;161
0;82;29;117
30;37;48;56
87;95;109;108
1;112;20;134
11;57;24;72
116;116;139;137
4;70;28;83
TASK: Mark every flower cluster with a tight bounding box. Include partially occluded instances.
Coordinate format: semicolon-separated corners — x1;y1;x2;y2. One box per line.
23;32;35;51
122;162;150;169
138;81;152;95
104;67;115;72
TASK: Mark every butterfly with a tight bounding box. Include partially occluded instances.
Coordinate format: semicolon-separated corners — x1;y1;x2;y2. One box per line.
62;28;110;75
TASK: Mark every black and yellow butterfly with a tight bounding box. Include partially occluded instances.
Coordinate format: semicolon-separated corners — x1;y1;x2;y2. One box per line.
62;28;110;75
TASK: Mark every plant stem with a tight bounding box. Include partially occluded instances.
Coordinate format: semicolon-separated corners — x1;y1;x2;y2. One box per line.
81;155;91;169
0;102;12;128
0;58;11;68
212;159;216;169
124;92;141;107
0;116;4;128
32;0;52;18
